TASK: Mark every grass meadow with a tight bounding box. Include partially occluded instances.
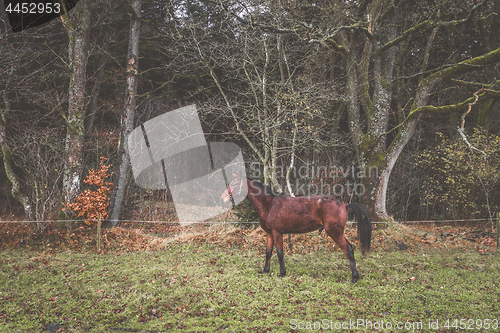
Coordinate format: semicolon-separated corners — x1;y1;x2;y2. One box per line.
1;222;499;332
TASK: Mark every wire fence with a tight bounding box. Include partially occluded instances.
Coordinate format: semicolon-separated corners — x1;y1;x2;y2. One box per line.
2;216;498;252
0;218;498;224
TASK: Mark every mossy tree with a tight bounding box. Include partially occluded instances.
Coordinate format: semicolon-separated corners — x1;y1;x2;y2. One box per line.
59;0;92;220
206;0;500;220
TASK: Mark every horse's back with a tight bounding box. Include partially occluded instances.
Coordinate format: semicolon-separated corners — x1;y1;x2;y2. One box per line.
264;195;346;234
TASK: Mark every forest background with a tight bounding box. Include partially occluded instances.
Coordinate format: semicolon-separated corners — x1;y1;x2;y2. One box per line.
1;0;500;228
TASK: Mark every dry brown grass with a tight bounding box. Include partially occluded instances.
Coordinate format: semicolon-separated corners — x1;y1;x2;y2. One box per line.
1;212;496;255
153;221;497;255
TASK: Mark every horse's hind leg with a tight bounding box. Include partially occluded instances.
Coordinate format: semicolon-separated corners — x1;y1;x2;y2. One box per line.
272;231;286;277
344;239;359;283
260;233;274;274
326;230;359;283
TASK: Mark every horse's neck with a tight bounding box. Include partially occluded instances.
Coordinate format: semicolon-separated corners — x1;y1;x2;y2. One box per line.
246;180;273;219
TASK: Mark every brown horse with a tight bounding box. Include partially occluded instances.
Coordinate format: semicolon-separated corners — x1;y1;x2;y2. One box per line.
221;177;372;283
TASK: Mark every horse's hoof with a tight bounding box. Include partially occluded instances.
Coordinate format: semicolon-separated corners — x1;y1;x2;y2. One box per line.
351;277;358;284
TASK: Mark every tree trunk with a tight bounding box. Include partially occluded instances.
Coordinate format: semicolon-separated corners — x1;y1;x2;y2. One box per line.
61;0;92;212
109;0;142;225
286;118;298;196
1;88;32;219
85;54;107;141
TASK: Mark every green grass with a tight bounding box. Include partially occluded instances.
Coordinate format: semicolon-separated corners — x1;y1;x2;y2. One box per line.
1;231;500;332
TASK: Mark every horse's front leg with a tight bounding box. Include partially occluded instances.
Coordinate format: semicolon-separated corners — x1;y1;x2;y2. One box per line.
261;232;274;274
273;231;286;277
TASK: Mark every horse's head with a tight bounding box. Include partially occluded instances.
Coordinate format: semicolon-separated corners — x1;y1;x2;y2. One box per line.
221;175;244;204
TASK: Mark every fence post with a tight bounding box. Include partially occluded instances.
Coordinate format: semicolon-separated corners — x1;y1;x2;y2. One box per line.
496;212;500;252
97;213;102;253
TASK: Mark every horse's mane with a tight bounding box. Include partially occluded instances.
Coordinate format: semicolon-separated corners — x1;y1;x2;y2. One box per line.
247;178;286;197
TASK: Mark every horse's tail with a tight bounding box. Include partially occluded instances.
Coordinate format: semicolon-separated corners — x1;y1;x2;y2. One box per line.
346;203;372;254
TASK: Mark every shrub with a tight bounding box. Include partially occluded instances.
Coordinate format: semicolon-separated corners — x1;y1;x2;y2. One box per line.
234;198;260;228
417;129;500;220
66;157;113;226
